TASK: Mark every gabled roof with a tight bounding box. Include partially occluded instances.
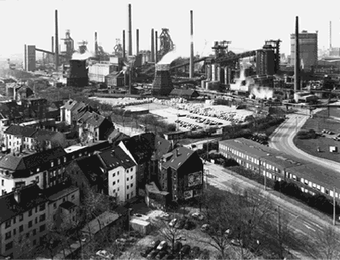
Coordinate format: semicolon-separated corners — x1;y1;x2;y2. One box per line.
162;147;195;170
71;101;86;113
121;133;155;163
78;111;93;124
98;146;136;169
32;129;59;139
153;135;172;160
86;113;106;128
4;124;37;137
108;129;129;144
0;184;48;224
76;155;105;185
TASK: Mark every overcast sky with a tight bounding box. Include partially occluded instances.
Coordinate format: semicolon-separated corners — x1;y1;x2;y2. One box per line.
0;0;340;59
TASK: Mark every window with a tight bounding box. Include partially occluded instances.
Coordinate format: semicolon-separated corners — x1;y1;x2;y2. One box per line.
5;220;11;228
5;242;13;251
39;204;45;211
32;229;36;236
26;232;30;239
36;176;39;183
19;225;23;233
5;231;11;240
53;203;57;209
130;183;133;188
112;173;116;177
28;220;32;228
39;214;46;222
13;229;16;235
35;217;38;224
39;224;46;232
12;217;16;224
1;179;3;186
51;161;54;167
29;209;32;216
127;177;129;181
71;194;75;200
131;175;133;179
127;194;129;200
127;185;129;190
19;214;23;221
37;168;40;172
33;239;36;246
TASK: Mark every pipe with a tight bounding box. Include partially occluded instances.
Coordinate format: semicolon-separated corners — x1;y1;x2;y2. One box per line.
155;31;158;63
189;10;194;78
95;32;98;58
136;29;139;55
151;29;155;62
128;4;132;56
24;44;27;71
294;16;300;93
55;10;59;71
123;30;126;59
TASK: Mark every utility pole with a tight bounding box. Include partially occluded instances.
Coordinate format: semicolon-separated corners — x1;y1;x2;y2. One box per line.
333;187;336;226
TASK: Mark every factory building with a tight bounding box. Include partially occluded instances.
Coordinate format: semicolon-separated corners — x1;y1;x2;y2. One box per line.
152;64;173;96
88;63;118;83
256;49;275;76
219;138;340;202
67;60;88;88
290;30;318;70
26;45;36;72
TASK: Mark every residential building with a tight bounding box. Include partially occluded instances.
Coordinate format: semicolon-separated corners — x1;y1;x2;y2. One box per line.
60;99;77;125
97;146;137;203
0;184;48;259
219;138;340;201
159;147;203;202
78;112;114;142
0;147;68;194
21;97;48;120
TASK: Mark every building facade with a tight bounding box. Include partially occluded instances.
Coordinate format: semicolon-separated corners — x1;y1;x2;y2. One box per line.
290;30;318;70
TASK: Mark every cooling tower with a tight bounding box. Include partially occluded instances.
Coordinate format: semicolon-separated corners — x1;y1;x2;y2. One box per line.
152;64;173;96
67;60;88;88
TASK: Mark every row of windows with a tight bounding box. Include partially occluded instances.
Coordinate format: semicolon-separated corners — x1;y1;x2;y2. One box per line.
5;204;46;228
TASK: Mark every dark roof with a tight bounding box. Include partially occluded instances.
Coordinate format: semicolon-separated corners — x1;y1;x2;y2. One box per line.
78;111;93;124
52;101;64;109
153;136;172;160
71;101;86;113
63;99;77;110
108;129;129;144
162;147;195;170
121;133;155;163
0;184;48;224
76;155;105;185
99;146;136;169
0;147;67;175
4;124;37;137
32;128;58;139
170;89;198;97
59;200;77;210
86;113;106;128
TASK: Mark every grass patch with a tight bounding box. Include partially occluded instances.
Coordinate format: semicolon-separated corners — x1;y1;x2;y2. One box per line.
293;108;340;162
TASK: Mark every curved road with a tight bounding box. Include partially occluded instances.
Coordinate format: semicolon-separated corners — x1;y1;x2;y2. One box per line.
269;109;340;173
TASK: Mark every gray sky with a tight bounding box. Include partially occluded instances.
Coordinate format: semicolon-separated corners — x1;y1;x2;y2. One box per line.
0;0;339;59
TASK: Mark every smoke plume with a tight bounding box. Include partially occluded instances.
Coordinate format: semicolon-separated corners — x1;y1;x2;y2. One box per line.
250;86;273;99
71;51;93;60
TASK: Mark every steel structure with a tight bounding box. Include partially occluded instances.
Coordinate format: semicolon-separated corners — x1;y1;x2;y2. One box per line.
158;28;174;59
61;30;74;61
113;38;123;56
264;39;281;73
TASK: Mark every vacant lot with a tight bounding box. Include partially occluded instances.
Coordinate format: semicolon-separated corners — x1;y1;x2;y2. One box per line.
293;108;340;162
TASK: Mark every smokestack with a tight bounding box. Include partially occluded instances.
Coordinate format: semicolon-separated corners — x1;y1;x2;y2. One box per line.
136;29;139;55
330;21;332;49
123;30;126;59
95;32;98;58
128;4;132;56
189;10;194;78
155;31;158;63
24;44;27;71
294;16;300;93
55;10;59;71
151;29;155;62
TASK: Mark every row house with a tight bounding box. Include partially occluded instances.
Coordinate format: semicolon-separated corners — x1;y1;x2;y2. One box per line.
60;99;78;125
0;147;68;194
0;183;79;259
159;147;203;202
219;138;340;202
4;124;66;152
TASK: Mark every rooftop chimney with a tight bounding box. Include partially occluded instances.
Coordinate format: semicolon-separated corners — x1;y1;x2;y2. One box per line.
24;44;27;71
14;189;21;204
294;16;300;93
128;4;132;56
151;29;155;62
55;10;59;71
189;10;194;78
123;30;126;59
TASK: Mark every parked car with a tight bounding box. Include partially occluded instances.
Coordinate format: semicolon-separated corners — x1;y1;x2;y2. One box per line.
95;250;113;259
157;241;168;251
156;250;167;259
169;218;177;227
191;212;204;221
147;249;160;259
151;240;161;249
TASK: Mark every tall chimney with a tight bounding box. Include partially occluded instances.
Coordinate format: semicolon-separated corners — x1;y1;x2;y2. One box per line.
151;29;155;62
51;36;54;53
330;21;332;49
95;32;98;58
136;29;139;55
294;16;300;93
123;30;126;59
155;31;158;63
189;10;194;78
24;44;27;71
128;4;132;56
55;10;59;71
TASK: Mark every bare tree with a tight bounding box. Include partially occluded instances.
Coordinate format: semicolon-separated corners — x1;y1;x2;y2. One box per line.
309;226;340;260
151;218;182;251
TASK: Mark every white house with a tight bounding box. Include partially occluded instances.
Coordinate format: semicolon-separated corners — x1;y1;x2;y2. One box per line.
97;146;136;203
